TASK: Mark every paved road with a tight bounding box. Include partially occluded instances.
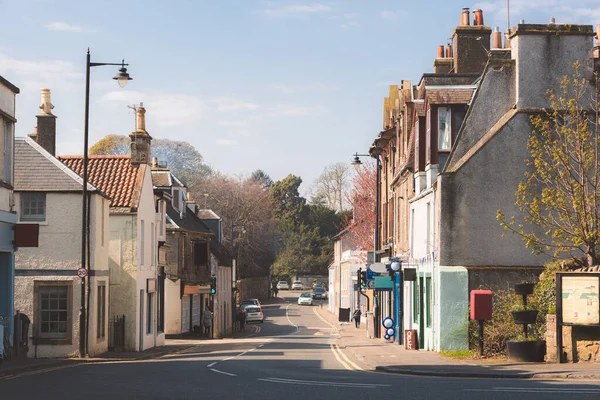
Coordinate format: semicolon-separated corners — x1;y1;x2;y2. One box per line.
1;292;599;399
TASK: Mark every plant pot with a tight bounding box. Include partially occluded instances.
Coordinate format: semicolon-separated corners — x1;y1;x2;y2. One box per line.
514;283;534;295
507;340;546;362
512;310;538;324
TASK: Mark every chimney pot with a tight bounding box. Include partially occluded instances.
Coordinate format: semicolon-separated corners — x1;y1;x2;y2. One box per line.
550;17;556;24
460;8;470;26
473;9;484;26
519;19;525;24
445;44;453;58
504;29;512;49
39;88;54;116
152;157;158;167
492;26;502;49
437;45;444;58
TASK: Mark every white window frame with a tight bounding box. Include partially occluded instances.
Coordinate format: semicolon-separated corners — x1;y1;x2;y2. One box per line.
21;192;46;222
438;106;452;151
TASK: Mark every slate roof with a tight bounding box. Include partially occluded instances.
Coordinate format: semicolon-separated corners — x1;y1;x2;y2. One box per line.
197;210;220;220
59;155;141;209
166;202;212;234
414;101;425;117
14;137;100;193
426;87;476;105
151;169;185;189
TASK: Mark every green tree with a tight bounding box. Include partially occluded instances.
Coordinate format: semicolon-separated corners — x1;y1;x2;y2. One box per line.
269;174;308;226
250;169;273;190
498;62;600;267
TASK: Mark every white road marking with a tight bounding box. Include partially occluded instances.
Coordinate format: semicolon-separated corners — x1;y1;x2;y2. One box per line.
210;368;237;377
258;377;390;388
207;362;216;368
286;303;299;332
465;387;600;394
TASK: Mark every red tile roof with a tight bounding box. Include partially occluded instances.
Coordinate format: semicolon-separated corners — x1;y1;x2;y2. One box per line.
59;155;140;209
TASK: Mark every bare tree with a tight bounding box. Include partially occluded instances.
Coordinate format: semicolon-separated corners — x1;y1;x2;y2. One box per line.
308;162;350;212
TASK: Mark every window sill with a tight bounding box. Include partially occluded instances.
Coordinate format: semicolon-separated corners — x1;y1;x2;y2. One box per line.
35;337;72;345
18;221;48;226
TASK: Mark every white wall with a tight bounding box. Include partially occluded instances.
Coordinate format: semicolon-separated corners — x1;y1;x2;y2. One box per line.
214;264;232;338
165;278;182;334
14;192;109;357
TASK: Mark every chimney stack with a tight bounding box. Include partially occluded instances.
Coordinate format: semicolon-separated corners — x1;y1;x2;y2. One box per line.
492;26;502;49
129;102;152;167
452;8;492;74
35;89;57;155
460;8;470;26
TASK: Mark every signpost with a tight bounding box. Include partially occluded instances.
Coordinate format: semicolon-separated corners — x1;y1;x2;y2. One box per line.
556;273;600;363
77;268;88;279
366;280;375;289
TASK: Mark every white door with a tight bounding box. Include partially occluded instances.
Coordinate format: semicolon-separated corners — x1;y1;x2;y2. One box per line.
181;295;190;332
192;294;201;329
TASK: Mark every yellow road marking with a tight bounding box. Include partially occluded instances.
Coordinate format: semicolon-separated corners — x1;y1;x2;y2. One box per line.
334;344;363;371
312;307;339;331
330;344;354;371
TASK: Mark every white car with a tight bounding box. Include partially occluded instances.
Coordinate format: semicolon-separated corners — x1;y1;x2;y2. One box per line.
297;292;313;306
245;306;264;323
277;281;289;290
291;281;303;290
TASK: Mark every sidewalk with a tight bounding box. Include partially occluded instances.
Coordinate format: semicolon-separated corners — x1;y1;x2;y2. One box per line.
0;343;192;379
315;306;600;380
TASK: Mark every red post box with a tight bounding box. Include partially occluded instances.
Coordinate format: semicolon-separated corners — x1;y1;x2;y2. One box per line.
470;290;493;321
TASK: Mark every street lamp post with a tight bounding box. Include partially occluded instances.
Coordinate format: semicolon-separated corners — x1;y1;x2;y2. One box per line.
230;221;245;333
352;151;383;338
80;49;131;358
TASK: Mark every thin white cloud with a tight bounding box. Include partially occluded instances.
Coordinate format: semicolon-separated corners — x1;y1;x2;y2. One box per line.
98;90;206;128
267;82;335;94
0;51;82;91
380;11;397;21
264;104;326;117
329;12;360;29
210;97;260;112
44;22;89;32
216;139;240;146
262;3;332;17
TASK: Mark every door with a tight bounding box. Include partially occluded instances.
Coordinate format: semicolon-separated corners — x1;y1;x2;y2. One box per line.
139;290;144;351
424;276;433;350
419;277;424;349
192;294;201;330
181;295;190;332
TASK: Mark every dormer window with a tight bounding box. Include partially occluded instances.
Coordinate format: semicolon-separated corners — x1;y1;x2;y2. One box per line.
438;106;452;151
173;189;180;211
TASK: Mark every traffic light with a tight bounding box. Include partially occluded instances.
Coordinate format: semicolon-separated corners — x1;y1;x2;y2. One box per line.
210;276;217;295
360;270;367;287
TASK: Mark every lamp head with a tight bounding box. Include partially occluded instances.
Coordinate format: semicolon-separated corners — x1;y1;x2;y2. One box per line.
113;60;132;88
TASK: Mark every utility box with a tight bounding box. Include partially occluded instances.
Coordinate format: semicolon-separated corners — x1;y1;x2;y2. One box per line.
470;290;493;320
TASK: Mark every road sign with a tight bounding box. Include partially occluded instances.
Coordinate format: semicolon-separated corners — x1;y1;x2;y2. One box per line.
76;268;88;278
366;268;375;281
366;280;375;289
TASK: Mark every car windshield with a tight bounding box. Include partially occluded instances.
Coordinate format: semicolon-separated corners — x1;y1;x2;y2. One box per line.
294;281;302;284
246;307;260;313
300;293;311;298
241;301;254;305
313;288;325;293
279;281;287;284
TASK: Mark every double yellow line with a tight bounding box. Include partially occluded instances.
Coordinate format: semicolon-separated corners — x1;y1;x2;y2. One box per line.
311;307;364;372
330;343;363;371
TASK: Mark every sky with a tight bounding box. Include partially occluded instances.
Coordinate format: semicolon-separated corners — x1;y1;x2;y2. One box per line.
1;0;599;195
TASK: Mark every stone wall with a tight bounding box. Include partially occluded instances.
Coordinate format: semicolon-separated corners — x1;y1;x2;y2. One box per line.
546;314;600;362
236;276;270;305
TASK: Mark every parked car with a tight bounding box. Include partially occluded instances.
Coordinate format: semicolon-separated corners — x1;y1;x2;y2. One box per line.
312;287;328;300
297;292;313;306
291;281;304;290
277;281;289;290
245;306;264;323
240;298;261;310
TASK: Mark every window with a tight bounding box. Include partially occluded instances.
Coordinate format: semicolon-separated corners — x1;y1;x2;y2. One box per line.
21;192;46;222
426;202;431;254
146;292;153;334
151;222;155;266
159;201;165;236
140;220;145;266
157;270;164;333
426;108;431;163
101;199;105;247
413;280;419;323
4;120;13;185
438;106;452;151
193;241;208;268
426;277;432;328
414;119;420;171
38;285;69;339
173;189;180;210
97;283;106;339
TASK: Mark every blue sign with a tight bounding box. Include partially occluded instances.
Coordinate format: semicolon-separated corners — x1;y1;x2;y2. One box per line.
366;268;375;281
